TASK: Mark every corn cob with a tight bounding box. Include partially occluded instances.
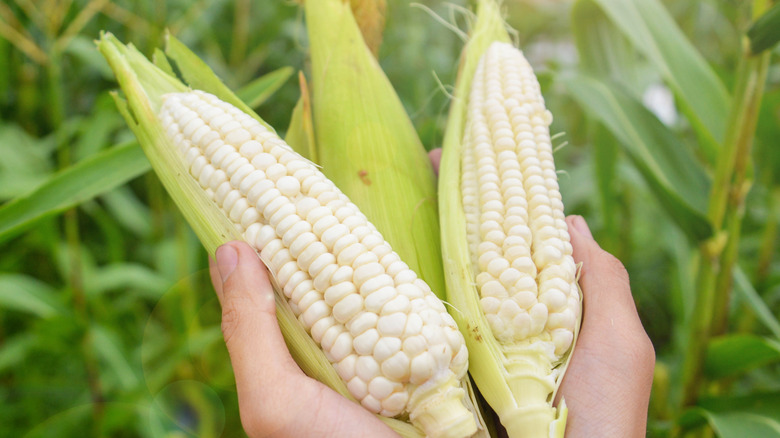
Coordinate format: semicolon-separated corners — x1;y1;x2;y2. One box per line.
98;33;478;438
438;1;581;437
158;90;472;431
463;41;578;355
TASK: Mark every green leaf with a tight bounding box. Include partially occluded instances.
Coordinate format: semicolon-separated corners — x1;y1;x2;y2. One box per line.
708;413;780;437
0;333;36;373
575;0;730;164
748;3;780;55
100;186;152;237
163;33;274;132
0;142;150;243
706;334;780;379
91;325;140;391
571;0;644;90
87;263;170;298
561;74;713;241
733;266;780;340
0;274;64;317
236;66;294;109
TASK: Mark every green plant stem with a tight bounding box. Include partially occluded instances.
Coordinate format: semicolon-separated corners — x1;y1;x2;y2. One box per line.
678;6;771;413
710;53;770;336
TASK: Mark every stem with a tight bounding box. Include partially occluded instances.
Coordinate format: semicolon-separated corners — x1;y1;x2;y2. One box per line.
678;0;771;410
710;53;770;335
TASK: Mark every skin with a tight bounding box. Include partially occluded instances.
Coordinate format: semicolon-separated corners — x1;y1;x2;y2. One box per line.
209;150;655;437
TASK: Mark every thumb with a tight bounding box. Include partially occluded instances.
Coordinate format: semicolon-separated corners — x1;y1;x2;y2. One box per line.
214;241;300;392
566;216;642;332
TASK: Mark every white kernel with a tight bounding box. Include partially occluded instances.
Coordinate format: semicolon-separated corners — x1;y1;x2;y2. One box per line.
306;206;331;225
349;312;378;337
381;295;411;315
368;376;396;401
337;243;365;266
310;316;335;343
297;242;328;271
373;337;402;363
256;224;277;248
321;224;350;250
281;221;312;247
308;252;336;278
381;352;411;382
277;175;301;197
353;263;385;287
229;198;250;223
221;190;242;213
377;313;406;338
356;356;381;382
268;204;296;228
336;354;358;382
347;377;369;400
364;286;396;313
312;215;340;237
354;328;380;356
333;294;362;324
320;325;343;351
360;274;395;298
295;197;320;218
246;179;275;206
409;352;435;385
330;332;354;363
324;282;357;306
289;231;317;258
251;152;276;170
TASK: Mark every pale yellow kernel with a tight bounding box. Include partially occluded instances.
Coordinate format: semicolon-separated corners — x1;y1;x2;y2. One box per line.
347;377;368;400
481;296;500;314
313;264;338;292
332;294;363;324
409;352;435;385
381;352;411;382
377;313;406;338
251;152;276;170
310;316;335;344
349;312;378;337
277;175;301;197
481;280;508;298
381;295;411;315
330;332;354;361
297;241;327;271
336;354;358;382
365;286;396;313
354;328;380;356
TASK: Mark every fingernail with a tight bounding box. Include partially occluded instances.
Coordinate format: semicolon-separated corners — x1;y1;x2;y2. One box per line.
571;215;594;240
216;244;238;281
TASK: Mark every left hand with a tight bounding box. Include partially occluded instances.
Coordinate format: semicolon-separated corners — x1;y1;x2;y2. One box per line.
209;242;398;438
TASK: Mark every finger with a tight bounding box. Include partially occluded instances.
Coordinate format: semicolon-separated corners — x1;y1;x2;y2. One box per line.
208;255;224;304
429;148;442;176
566;216;642;329
215;241;301;397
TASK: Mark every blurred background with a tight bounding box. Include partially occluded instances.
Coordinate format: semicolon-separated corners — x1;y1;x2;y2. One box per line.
0;0;778;436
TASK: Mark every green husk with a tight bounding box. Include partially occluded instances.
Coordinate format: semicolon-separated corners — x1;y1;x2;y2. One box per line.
304;1;491;436
305;0;446;302
96;32;422;438
438;1;578;437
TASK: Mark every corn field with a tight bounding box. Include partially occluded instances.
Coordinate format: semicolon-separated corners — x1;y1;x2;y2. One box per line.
0;0;779;436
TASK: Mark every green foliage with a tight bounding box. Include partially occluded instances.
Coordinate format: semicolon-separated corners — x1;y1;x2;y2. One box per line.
0;0;778;437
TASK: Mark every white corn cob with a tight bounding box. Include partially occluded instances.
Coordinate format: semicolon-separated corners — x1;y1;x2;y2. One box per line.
158;90;472;432
462;42;579;356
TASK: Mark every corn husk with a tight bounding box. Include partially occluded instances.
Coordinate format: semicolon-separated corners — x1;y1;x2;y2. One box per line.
96;32;423;438
438;1;581;437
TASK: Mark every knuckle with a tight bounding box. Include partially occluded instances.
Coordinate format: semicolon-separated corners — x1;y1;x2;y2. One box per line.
598;250;630;284
221;305;241;347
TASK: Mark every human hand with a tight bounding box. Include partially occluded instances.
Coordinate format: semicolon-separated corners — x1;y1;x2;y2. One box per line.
556;215;655;437
429;149;655;437
210;242;398;438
